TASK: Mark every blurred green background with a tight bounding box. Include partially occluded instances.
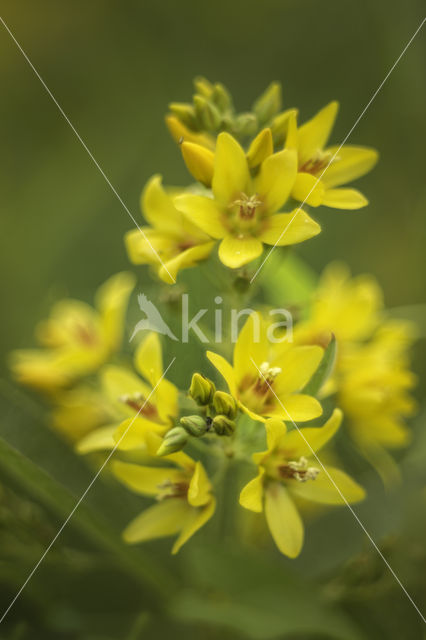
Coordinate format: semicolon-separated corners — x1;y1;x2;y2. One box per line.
0;1;425;638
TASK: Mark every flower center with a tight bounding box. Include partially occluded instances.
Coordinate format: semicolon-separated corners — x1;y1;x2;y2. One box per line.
119;392;159;420
299;149;338;175
156;479;189;500
279;456;320;482
256;361;282;389
231;193;263;220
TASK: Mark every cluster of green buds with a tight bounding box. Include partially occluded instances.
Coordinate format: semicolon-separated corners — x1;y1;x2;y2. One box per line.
166;76;295;146
157;373;238;457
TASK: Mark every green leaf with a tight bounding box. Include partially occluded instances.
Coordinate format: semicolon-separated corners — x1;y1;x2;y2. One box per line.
303;335;337;396
0;435;174;600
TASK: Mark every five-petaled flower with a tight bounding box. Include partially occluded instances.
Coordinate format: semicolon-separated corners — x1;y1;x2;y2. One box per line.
175;132;320;269
287;102;378;209
125;175;215;284
240;409;365;557
10;272;135;392
207;312;324;422
112;438;215;554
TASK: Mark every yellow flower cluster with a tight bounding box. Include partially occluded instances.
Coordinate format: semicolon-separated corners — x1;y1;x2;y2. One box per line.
295;263;417;483
9;79;418;560
126;77;378;282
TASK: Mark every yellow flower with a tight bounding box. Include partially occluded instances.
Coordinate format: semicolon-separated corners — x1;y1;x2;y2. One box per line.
76;332;178;454
295;262;383;348
338;320;417;482
125;175;215;284
207;313;324;422
175;132;320;269
287;103;378;209
240;409;365;557
112;439;215;554
10;272;135;392
165;115;215;150
295;263;417;483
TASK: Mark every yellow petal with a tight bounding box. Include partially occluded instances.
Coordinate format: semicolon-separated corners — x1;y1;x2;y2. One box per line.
112;460;182;496
246;128;273;168
134;332;162;386
288;465;365;505
264;483;304;558
255;149;297;213
158;241;215;284
281;409;343;459
239;470;265;512
212;132;251;205
123;499;190;543
218;235;263;269
291;173;325;207
124;227;174;266
96;271;136;352
321;145;379;188
171;498;216;554
187;461;212;507
141;174;183;233
113;416;165;450
259;210;320;246
298;101;339;164
274;345;324;395
264;419;288;452
181;142;215;186
174;194;225;239
206;351;237;396
234;312;268;386
322;188;368;209
268;393;323;422
101;365;151;412
165;115;215;149
76;424;117;454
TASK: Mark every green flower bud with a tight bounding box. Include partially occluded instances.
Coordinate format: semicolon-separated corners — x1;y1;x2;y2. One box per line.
212;415;236;437
180;415;208;437
252;82;282;125
157;426;188;456
194;76;214;99
211;82;233;112
213;391;237;419
233;112;258;138
169;102;198;129
194;95;222;131
189;373;216;406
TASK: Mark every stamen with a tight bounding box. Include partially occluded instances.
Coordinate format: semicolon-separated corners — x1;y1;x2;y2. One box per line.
279;456;320;482
156;479;189;500
231;192;262;219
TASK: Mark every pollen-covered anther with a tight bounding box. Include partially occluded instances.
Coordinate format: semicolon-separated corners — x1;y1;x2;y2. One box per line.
259;361;282;383
231;192;262;219
280;456;320;482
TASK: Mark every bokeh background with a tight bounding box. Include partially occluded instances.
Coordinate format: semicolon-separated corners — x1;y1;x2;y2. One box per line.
0;1;425;639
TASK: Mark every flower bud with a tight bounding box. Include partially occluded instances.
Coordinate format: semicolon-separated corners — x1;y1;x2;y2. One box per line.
180;415;208;437
189;373;216;406
194;76;214;99
156;426;188;456
169;102;198;129
194;95;222;131
253;82;282;125
181;142;214;187
233;112;258;138
212;414;236;437
213;391;237;419
211;82;233;112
